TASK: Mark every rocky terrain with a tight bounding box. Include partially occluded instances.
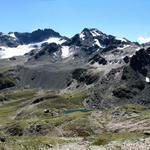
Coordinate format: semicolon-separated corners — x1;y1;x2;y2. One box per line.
0;28;150;150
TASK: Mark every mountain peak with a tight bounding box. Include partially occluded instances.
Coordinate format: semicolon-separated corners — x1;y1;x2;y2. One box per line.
13;28;61;44
81;28;104;36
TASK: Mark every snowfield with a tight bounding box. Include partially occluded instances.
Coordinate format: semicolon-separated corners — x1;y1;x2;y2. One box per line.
0;37;66;59
0;45;34;58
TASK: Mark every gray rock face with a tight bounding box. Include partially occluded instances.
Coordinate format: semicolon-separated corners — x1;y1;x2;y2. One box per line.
14;28;61;44
0;32;20;47
90;48;150;109
0;27;150;110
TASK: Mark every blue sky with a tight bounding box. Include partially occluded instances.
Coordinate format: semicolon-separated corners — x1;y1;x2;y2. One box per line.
0;0;150;42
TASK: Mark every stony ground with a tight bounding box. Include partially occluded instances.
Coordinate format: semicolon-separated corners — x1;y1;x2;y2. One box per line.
54;137;150;150
1;89;150;150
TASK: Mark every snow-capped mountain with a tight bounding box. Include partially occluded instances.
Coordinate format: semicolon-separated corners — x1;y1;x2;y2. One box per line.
0;27;150;110
0;28;138;60
0;29;67;58
25;28;141;69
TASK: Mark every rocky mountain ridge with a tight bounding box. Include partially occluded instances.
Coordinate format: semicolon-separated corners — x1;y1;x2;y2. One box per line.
0;27;149;109
0;28;135;59
0;28;150;150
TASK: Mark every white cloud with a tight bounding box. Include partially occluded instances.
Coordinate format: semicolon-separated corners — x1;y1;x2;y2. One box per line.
138;37;150;43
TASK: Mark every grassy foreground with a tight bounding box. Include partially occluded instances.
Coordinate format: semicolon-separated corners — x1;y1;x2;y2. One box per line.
0;89;150;149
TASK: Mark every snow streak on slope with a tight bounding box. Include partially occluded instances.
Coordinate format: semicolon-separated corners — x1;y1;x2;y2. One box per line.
91;30;101;37
115;37;127;42
94;39;105;48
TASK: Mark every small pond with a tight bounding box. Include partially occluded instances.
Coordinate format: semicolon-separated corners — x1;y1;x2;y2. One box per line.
64;109;91;114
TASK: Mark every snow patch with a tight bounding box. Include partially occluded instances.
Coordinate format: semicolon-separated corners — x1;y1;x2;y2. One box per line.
136;47;141;51
79;33;85;40
53;52;57;56
9;33;16;38
91;30;101;37
115;37;127;42
94;39;101;47
117;45;130;50
61;46;70;58
94;39;105;48
146;77;150;83
1;33;8;36
44;37;66;45
32;37;66;48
